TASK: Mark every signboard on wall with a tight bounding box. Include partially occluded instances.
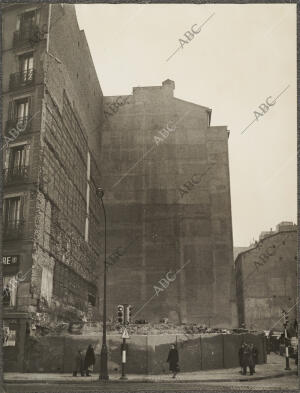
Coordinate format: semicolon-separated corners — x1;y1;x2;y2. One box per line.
2;256;19;265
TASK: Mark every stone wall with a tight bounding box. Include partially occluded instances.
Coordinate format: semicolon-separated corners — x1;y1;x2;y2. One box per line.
235;229;297;330
100;80;236;327
29;3;104;322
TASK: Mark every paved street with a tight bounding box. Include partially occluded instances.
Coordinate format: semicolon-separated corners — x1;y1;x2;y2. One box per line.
4;375;299;393
4;354;298;392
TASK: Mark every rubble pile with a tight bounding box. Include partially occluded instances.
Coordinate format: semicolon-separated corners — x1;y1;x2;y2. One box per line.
29;316;257;337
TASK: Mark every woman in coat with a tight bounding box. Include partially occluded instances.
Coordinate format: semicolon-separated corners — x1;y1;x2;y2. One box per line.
84;344;96;376
166;344;179;378
238;343;246;374
73;349;84;376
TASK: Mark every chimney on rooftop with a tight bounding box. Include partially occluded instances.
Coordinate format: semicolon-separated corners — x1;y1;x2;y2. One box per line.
162;79;175;97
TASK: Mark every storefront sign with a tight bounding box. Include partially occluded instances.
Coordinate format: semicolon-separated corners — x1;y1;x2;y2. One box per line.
3;255;19;265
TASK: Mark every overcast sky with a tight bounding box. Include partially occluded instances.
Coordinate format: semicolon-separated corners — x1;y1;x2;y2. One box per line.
75;3;297;247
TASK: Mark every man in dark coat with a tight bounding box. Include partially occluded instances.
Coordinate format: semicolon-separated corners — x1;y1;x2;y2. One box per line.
166;344;179;378
250;343;258;373
73;349;84;376
84;344;96;376
241;343;254;375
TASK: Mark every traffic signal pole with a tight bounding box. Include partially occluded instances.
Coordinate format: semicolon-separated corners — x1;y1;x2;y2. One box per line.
120;336;128;380
284;324;291;370
120;305;129;380
283;310;291;370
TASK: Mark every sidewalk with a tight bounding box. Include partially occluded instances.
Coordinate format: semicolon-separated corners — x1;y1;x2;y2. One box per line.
4;354;297;384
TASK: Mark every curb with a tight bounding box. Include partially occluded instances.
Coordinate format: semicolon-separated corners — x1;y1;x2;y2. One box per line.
4;370;297;384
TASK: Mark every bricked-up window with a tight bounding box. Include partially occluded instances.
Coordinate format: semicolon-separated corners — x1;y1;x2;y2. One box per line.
40;266;53;303
53;261;90;311
61;91;88;235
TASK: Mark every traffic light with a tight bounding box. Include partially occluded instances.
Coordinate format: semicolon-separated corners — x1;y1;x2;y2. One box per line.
282;310;289;327
117;305;124;324
125;305;132;324
284;313;289;327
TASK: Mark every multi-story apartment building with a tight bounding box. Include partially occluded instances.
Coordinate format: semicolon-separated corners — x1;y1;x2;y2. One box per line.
235;222;298;331
2;4;104;371
100;80;236;327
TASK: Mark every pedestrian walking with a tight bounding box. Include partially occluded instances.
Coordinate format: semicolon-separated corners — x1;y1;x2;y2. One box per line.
73;349;84;376
241;343;254;375
250;343;258;373
166;344;179;378
84;344;96;376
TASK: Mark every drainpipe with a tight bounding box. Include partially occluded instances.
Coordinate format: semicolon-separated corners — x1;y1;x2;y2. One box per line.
46;4;52;53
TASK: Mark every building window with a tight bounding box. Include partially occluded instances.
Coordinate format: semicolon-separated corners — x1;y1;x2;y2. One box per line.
4;144;30;183
10;144;29;170
3;275;18;307
3;196;24;239
3;197;21;224
16;97;30;120
18;10;37;32
14;9;40;48
19;53;34;83
7;97;31;128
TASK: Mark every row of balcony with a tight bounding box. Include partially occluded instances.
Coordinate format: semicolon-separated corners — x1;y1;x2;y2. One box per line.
8;25;40;92
3;26;43;244
6;116;31;135
3;166;29;185
13;25;43;48
9;68;35;91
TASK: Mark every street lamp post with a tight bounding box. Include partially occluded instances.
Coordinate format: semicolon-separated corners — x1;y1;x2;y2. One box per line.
97;187;109;380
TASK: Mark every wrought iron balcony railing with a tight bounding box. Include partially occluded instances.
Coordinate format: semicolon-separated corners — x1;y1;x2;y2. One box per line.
9;69;35;90
5;116;31;136
3;219;25;240
3;166;29;185
13;26;39;48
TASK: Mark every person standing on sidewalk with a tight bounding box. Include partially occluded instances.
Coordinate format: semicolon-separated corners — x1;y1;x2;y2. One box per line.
250;343;258;373
73;349;84;376
84;344;96;376
166;344;179;379
238;343;246;374
241;343;254;375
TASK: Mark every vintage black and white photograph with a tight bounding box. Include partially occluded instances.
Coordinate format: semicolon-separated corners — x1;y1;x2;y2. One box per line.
0;2;298;393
